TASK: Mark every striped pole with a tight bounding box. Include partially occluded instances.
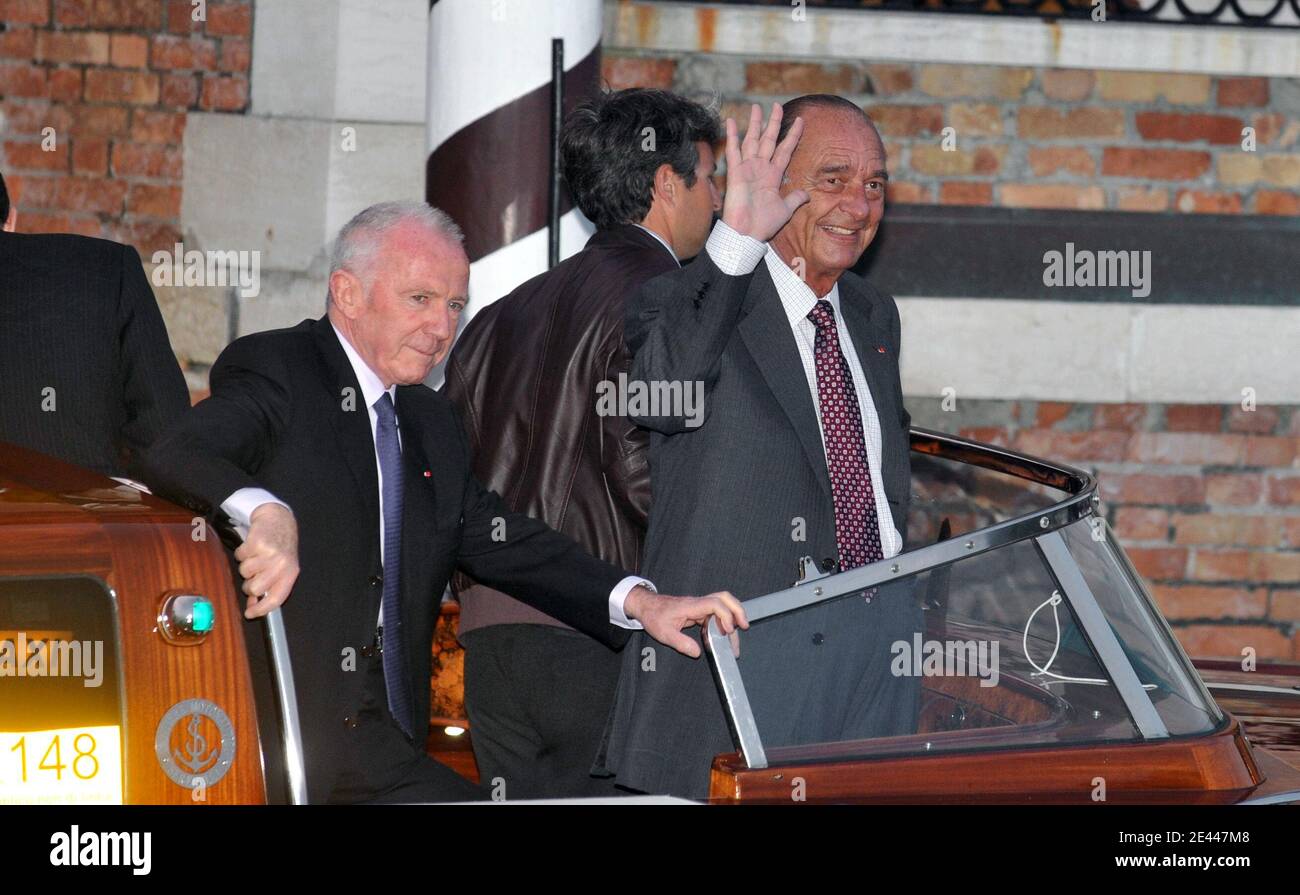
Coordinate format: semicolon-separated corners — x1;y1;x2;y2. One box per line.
425;0;602;383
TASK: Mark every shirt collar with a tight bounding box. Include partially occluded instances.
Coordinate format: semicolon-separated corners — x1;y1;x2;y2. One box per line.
762;246;841;329
631;224;681;268
330;321;395;411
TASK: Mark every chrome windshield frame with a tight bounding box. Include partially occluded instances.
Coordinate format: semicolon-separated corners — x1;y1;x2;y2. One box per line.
222;522;309;805
704;426;1176;770
264;607;308;805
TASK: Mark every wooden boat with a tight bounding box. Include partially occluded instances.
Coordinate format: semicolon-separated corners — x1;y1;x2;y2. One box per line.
2;431;1297;804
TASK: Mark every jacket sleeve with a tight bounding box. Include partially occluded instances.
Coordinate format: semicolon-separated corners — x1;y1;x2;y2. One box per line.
597;327;651;531
116;243;191;478
624;251;755;435
140;336;293;519
446;410;631;650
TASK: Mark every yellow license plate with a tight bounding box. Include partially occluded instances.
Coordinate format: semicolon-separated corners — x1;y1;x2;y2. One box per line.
0;725;123;804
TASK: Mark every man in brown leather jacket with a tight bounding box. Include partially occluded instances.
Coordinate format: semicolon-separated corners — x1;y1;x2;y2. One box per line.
441;88;722;798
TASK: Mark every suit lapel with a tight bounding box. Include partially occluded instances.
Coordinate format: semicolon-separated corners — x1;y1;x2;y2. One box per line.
837;279;900;430
311;319;381;548
737;266;833;501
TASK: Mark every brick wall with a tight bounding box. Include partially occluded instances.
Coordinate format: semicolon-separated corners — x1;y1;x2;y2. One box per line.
905;398;1300;660
603;55;1300;216
0;0;253;256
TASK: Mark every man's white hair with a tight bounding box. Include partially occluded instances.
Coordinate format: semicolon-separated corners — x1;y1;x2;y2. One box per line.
328;201;463;302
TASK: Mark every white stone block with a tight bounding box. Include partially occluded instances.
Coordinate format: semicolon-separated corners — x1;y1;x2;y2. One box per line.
182;113;333;273
896;297;1131;403
1129;305;1300;404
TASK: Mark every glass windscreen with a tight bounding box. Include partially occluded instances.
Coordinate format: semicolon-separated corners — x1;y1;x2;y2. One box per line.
906;449;1064;543
733;536;1143;765
1059;519;1222;735
714;442;1222;768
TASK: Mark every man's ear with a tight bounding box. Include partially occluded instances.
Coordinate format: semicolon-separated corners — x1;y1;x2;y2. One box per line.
328;268;364;319
652;162;678;208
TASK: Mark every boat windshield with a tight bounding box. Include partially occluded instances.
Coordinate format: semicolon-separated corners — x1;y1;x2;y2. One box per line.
705;429;1224;771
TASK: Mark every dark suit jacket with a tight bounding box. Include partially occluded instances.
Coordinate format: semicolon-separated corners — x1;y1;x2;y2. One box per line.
143;316;631;803
443;224;676;635
597;249;919;798
0;232;189;478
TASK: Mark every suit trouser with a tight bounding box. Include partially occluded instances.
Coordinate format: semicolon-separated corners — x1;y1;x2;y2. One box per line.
461;624;624;800
328;650;483;804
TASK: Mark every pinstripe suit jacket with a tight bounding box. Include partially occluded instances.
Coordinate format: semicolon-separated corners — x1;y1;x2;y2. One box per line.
0;232;188;478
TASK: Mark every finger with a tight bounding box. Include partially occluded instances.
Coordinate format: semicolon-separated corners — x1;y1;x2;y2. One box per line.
242;581;273;617
700;591;746;634
757;101;783;162
729;629;741;659
245;592;275;619
243;563;288;600
233;542;251;562
243;574;290;618
771;114;804;172
717;591;750;630
783;189;811;215
724;116;741;174
238;556;264;581
662;627;702;659
706;598;736;635
241;570;271;598
740;103;762;160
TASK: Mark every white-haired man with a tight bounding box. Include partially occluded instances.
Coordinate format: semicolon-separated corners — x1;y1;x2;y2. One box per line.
143;201;746;804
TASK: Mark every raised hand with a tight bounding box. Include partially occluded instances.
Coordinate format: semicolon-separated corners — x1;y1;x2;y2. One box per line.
721;102;808;242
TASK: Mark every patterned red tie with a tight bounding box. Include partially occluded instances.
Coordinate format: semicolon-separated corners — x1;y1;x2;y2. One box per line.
807;299;885;572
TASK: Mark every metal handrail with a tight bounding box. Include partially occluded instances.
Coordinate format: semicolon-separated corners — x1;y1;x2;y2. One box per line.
724;426;1097;627
223;521;309;806
263;607;308;805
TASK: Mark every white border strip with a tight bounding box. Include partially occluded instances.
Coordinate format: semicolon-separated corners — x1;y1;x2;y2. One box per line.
604;1;1300;78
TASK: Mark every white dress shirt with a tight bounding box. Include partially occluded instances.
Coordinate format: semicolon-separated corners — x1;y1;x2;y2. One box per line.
219;323;650;629
704;220;903;559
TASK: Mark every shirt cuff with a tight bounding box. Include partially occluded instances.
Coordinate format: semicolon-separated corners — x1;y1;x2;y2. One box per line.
609;575;653;630
705;219;767;276
220;488;291;540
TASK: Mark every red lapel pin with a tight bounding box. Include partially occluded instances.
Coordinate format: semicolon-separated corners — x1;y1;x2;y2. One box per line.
423;470;432;478
876;345;887;354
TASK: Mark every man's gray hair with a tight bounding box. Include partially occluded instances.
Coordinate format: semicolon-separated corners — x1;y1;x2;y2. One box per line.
329;200;464;288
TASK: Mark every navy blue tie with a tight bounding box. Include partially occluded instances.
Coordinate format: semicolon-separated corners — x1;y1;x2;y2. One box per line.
373;393;412;738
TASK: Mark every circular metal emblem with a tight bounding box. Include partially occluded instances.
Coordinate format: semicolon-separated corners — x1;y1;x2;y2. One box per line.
154;699;236;789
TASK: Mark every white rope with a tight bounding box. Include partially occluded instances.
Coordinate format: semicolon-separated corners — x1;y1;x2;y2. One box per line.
1022;590;1110;686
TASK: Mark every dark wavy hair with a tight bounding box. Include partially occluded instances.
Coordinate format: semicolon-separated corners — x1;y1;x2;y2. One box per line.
0;170;9;224
561;88;721;230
